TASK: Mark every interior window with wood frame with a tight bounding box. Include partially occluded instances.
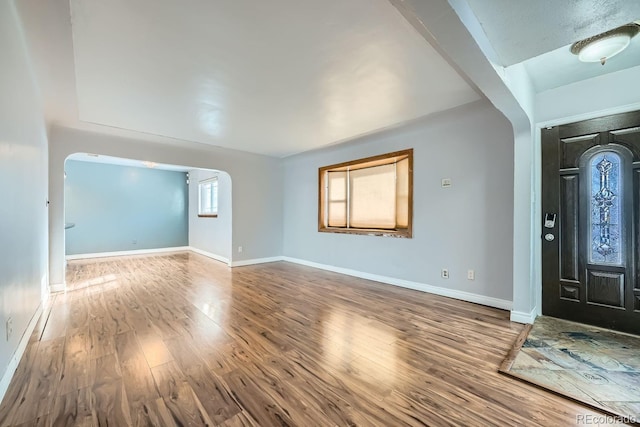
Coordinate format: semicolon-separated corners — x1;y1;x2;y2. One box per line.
198;177;218;217
319;149;413;237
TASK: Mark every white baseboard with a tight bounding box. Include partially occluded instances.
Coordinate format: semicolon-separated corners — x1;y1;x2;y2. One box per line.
0;301;44;404
510;308;538;324
230;256;284;268
66;246;190;261
188;247;230;265
281;256;513;311
63;248;515;312
49;283;66;293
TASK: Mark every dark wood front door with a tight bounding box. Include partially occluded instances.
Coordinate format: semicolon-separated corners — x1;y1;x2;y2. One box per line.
542;110;640;335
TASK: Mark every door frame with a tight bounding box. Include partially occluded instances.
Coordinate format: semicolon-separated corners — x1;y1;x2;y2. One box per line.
534;102;640;318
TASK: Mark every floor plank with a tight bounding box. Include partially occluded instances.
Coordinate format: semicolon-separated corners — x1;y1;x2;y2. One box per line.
11;337;65;425
90;354;133;426
48;387;95;427
151;361;215;426
114;330;162;424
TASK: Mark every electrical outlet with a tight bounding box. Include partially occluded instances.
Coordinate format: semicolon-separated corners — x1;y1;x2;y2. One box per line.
238;246;243;253
467;269;475;280
441;268;449;279
6;317;13;341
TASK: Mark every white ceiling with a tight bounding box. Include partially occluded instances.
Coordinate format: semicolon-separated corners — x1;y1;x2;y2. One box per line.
522;32;640;93
462;0;640;94
464;0;640;66
65;0;479;157
15;0;640;160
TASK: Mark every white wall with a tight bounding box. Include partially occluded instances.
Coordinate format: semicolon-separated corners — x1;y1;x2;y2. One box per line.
283;100;514;305
188;169;232;262
391;0;536;321
445;0;539;321
0;0;48;392
49;126;283;285
536;65;640;125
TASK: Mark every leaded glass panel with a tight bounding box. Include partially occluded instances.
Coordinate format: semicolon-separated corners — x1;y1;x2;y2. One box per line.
589;152;622;265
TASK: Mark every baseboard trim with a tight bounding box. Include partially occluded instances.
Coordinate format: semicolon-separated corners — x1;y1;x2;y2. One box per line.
510;308;538;324
66;246;190;261
63;249;515;311
49;283;66;293
188;247;230;265
0;301;44;404
230;257;284;268
281;257;513;311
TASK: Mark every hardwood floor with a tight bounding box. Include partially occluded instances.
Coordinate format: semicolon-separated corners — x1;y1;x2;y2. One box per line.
0;253;606;426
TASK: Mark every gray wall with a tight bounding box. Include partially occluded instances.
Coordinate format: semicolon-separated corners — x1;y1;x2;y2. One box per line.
49;126;283;285
64;160;188;255
283;100;514;302
0;1;48;383
188;169;232;261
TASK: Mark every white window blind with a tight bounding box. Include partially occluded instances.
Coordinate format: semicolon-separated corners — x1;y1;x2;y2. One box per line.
349;163;396;229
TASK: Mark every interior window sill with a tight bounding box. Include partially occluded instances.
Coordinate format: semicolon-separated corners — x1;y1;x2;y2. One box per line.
319;227;411;238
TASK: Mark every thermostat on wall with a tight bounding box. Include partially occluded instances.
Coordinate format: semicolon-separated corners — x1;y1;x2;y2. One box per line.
441;178;452;188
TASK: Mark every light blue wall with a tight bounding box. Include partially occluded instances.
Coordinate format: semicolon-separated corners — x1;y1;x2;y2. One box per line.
65;160;188;255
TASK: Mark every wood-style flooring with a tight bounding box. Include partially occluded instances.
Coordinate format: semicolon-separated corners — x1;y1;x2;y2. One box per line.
0;252;605;426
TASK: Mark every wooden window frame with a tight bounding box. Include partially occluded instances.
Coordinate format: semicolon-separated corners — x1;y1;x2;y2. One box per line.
198;177;219;218
318;149;413;238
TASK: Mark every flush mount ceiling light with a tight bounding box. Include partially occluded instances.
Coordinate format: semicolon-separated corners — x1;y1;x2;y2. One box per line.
571;23;639;65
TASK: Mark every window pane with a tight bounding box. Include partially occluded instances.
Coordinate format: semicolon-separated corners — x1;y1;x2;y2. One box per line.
199;184;206;213
349;163;395;229
589;152;622;265
204;183;212;211
199;179;218;215
211;181;218;213
396;158;409;228
327;171;347;227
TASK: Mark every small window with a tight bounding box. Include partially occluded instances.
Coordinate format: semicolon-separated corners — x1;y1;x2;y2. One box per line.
319;149;412;237
198;177;218;217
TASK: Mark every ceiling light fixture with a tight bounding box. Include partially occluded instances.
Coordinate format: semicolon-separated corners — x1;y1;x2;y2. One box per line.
571;23;639;65
142;161;157;168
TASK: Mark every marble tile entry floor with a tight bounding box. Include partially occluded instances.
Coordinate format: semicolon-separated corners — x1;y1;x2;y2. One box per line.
501;316;640;420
